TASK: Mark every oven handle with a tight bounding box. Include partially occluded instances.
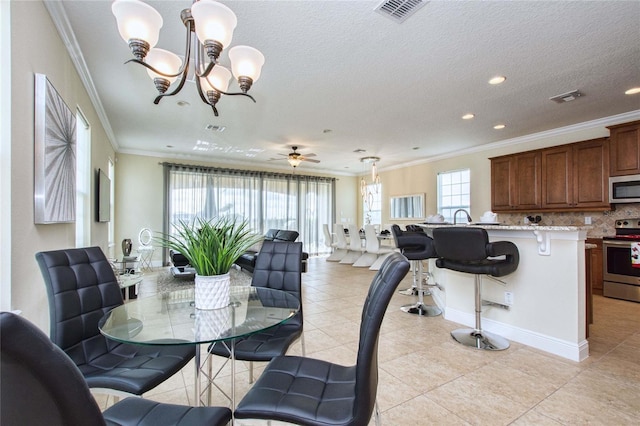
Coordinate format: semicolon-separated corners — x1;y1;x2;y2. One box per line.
602;240;633;248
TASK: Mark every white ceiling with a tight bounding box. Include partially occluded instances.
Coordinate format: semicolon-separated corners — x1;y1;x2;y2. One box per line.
48;0;640;176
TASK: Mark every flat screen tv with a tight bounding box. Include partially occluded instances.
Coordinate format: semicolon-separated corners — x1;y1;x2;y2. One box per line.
96;168;111;222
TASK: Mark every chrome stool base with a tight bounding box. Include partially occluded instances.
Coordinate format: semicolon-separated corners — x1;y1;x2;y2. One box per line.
401;302;442;317
450;328;510;351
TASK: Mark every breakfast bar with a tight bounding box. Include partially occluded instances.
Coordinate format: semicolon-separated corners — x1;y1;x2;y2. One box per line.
418;223;591;362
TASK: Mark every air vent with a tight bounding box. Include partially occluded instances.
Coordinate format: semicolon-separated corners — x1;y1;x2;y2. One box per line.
375;0;428;23
205;124;226;132
549;90;584;104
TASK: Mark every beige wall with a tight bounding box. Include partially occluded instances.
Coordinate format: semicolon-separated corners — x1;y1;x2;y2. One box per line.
9;1;115;331
114;154;358;265
370;124;618;231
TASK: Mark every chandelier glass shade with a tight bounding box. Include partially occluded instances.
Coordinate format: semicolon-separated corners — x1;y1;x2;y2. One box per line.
360;156;381;211
287;157;302;168
111;0;265;116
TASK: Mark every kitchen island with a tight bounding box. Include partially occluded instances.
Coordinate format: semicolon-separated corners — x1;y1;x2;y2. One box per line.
418;223;591;362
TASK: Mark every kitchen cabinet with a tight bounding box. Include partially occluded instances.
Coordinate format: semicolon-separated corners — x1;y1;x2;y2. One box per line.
541;138;609;209
491;151;541;211
609;120;640;176
491;138;609;212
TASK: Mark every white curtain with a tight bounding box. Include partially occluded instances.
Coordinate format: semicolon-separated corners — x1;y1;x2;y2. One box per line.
163;163;335;259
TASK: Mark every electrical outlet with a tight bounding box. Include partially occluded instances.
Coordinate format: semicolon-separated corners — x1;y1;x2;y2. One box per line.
585;216;592;225
504;292;514;305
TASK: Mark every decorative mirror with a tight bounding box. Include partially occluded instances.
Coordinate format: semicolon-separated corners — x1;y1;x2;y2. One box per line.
390;194;425;220
138;228;153;247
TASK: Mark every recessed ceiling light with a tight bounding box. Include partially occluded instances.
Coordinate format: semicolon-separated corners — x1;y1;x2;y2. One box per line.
493;124;506;130
625;87;640;95
489;76;506;85
412;147;420;150
462;113;475;120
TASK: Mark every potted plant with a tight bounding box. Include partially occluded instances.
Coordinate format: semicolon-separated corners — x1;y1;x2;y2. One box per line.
159;216;262;310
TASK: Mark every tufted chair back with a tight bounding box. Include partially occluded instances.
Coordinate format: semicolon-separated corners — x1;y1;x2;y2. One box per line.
35;246;124;366
252;241;303;328
353;252;410;424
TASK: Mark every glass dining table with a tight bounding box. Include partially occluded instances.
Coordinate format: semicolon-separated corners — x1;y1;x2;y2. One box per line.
98;285;299;408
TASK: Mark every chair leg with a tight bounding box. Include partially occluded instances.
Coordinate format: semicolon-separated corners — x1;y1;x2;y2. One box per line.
249;361;254;383
300;332;306;356
450;275;510;350
374;399;382;426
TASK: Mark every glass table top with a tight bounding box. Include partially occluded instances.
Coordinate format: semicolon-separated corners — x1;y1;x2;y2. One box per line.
99;286;299;346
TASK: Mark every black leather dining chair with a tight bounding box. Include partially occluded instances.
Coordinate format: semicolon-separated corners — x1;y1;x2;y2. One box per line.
234;252;410;426
0;311;232;426
208;241;304;383
35;246;195;397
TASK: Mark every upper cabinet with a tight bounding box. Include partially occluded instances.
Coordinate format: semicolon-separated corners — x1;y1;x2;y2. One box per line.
491;152;541;211
491;137;609;213
609;121;640;176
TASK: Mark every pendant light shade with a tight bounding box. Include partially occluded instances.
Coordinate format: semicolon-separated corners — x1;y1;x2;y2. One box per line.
112;0;162;47
191;0;238;49
229;45;265;82
201;65;232;92
145;48;182;83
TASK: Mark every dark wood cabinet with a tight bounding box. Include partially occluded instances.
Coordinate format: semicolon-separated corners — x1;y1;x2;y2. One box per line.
609;121;640;176
492;138;609;212
573;138;610;208
587;238;603;295
491;152;541;211
541;145;573;209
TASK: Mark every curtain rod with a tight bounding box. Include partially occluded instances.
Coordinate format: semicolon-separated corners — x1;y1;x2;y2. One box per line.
158;162;337;182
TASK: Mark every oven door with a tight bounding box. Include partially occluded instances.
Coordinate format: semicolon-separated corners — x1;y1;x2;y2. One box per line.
603;239;640;285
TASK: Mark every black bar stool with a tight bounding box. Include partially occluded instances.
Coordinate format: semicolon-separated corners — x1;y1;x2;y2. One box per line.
391;225;442;317
433;227;519;350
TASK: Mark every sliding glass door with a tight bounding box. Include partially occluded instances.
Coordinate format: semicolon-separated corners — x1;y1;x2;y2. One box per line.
163;163;335;256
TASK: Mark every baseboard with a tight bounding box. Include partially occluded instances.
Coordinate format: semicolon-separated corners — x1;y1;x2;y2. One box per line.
444;308;589;362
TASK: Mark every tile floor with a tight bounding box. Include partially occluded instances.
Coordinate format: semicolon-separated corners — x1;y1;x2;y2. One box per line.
96;256;640;425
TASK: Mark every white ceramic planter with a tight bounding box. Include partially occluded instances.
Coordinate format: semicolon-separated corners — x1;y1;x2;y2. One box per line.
195;273;231;310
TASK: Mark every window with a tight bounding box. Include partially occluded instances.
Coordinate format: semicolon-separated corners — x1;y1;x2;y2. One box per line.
438;169;470;223
362;183;382;225
75;110;91;247
164;164;335;256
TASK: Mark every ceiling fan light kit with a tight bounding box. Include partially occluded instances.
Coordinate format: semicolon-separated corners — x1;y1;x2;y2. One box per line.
111;0;265;117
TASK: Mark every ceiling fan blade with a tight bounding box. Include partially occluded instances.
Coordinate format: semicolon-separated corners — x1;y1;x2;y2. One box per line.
268;157;286;161
302;152;317;157
301;157;321;163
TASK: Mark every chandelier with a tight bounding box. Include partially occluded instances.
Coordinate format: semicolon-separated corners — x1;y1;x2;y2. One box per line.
360;156;381;211
112;0;265;116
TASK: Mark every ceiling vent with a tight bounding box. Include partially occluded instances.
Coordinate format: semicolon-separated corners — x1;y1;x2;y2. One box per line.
549;90;584;104
374;0;428;23
205;124;226;132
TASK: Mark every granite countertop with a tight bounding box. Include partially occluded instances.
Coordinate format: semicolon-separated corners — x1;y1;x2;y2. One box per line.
417;223;592;231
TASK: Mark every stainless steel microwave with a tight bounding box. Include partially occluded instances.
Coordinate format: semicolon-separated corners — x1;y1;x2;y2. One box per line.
609;174;640;203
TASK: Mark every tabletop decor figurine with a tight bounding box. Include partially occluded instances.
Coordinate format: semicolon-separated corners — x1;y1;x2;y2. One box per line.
122;238;132;256
158;216;261;310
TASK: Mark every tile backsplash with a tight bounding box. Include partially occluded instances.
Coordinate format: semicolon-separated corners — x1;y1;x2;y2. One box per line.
497;204;640;238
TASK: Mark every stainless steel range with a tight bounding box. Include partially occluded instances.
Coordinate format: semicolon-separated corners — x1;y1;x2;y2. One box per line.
602;218;640;303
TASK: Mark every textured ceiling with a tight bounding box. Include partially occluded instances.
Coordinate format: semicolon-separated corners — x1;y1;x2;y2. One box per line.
49;0;640;175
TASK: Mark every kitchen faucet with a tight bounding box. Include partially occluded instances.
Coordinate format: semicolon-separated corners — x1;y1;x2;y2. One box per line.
453;209;472;225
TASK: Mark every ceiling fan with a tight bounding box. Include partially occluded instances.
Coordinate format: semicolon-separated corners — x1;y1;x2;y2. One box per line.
271;146;320;168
